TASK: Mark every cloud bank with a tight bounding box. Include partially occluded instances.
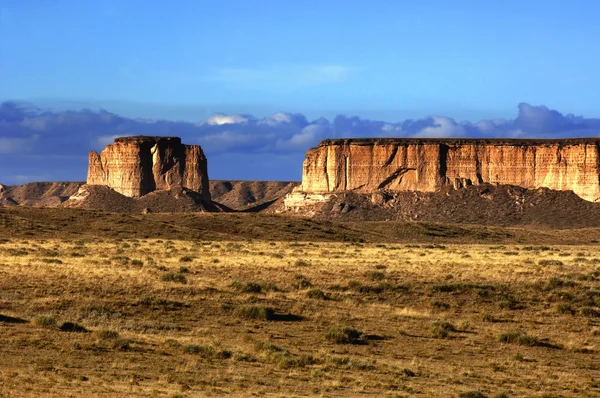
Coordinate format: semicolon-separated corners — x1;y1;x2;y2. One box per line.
1;101;600;184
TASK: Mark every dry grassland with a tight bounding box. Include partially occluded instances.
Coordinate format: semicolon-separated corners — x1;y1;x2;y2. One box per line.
0;236;599;397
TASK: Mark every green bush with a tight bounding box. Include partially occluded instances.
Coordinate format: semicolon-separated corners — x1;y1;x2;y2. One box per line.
325;326;363;344
162;272;187;284
234;305;275;321
498;330;539;346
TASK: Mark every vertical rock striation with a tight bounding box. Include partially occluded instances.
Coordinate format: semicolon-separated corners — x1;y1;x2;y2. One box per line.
87;136;210;198
294;138;600;202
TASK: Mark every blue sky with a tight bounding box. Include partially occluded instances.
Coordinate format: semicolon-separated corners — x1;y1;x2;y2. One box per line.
1;1;600;184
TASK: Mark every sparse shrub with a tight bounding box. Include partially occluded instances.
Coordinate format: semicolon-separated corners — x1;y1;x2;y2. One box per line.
59;322;88;333
431;321;457;338
41;258;63;264
231;281;262;293
34;316;58;329
307;289;328;300
546;277;576;290
402;368;415;377
131;259;143;266
96;330;120;340
184;344;214;356
164;339;180;348
365;271;386;281
325;326;363;344
178;266;189;273
431;300;450;310
162;272;187;284
482;313;496;322
294;259;309;267
498;297;520;310
293;274;312;289
538;259;564;266
234;305;275;321
374;264;388;270
580;307;600;317
112;339;131;351
498;330;539;346
556;303;576;315
179;256;194;263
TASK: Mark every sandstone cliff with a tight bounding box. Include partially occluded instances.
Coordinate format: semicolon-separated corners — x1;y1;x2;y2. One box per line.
294;138;600;202
87;136;210;198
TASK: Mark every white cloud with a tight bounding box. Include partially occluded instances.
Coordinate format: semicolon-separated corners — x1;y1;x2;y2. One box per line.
204;113;253;126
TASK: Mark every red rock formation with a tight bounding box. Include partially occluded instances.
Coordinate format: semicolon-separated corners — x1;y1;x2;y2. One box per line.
87;136;210;198
294;138;600;202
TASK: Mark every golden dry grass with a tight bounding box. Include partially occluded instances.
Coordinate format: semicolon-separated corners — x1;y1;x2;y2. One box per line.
0;237;599;397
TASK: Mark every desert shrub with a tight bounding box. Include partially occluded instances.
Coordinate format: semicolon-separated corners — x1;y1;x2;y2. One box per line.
431;321;457;338
234;305;275;321
431;300;450;310
34;316;58;329
162;272;187;284
498;297;520;310
96;330;120;340
546;277;576;290
556;303;576;315
41;258;63;264
498;330;539;346
131;259;143;266
402;368;416;377
179;256;194;263
112;339;131;351
292;274;312;289
184;344;214;356
365;271;386;281
307;289;328;300
580;307;600;317
374;264;388;270
538;259;564;266
325;326;363;344
231;281;262;293
178;266;189;273
294;259;309;267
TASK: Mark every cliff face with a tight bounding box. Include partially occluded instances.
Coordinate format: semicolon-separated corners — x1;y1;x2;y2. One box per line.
87;136;210;198
298;138;600;202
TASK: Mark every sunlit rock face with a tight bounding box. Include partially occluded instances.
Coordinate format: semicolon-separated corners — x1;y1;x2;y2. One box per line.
87;136;210;199
296;138;600;202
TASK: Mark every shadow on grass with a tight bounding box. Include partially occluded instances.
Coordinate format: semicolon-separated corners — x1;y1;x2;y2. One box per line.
0;314;27;324
270;313;304;322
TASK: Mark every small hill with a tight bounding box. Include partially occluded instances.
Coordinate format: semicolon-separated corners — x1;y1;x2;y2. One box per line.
63;185;229;213
0;182;83;207
209;180;299;210
281;184;600;228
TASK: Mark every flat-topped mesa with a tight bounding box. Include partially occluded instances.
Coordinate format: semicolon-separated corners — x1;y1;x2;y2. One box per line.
87;136;210;198
296;137;600;202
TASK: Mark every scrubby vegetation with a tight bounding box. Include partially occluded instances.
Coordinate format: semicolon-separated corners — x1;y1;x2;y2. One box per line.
0;211;599;396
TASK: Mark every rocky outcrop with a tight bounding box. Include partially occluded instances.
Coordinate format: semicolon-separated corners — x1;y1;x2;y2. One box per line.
291;138;600;202
87;136;210;198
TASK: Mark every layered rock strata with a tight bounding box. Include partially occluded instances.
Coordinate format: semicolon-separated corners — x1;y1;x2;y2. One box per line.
87;136;210;198
289;138;600;203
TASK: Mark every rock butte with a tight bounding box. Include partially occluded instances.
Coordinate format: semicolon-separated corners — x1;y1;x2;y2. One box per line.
285;138;600;206
87;136;210;198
